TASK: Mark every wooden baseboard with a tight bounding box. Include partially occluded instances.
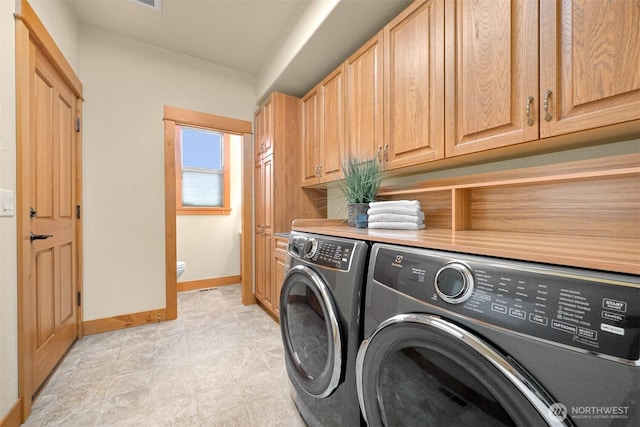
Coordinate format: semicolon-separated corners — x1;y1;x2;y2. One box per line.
81;276;241;336
82;308;167;336
177;275;241;292
0;399;22;427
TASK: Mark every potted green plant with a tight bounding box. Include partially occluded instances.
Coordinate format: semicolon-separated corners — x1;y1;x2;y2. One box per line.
338;155;383;227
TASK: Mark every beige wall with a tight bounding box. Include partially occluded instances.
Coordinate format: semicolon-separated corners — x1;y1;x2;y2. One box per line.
176;135;243;282
0;0;18;417
79;25;255;321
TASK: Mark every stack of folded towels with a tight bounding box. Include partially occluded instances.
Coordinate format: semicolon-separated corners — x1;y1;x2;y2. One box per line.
367;200;425;230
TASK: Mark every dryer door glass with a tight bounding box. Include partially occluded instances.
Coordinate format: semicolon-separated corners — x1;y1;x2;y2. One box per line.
280;265;342;398
357;315;567;427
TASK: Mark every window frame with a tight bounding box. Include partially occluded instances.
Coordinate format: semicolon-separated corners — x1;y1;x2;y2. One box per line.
175;125;231;215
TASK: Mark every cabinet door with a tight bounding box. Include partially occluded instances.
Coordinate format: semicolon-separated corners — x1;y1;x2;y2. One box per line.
254;160;264;228
254;107;264;162
320;64;346;183
445;0;539;157
301;86;320;186
262;155;273;229
273;239;287;318
254;232;266;303
262;97;273;158
539;0;640;137
384;0;445;170
254;96;273;161
262;231;274;312
346;32;384;161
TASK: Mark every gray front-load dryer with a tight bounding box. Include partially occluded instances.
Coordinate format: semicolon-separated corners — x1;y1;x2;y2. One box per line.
357;243;639;427
280;231;369;427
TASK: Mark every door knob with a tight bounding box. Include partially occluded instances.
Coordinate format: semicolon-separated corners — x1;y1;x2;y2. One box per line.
30;232;53;242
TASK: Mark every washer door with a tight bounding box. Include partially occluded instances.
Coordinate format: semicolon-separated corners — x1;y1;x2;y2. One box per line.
280;265;342;398
356;314;572;427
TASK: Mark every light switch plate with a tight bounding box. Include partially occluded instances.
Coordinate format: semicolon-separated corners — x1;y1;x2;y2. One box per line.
0;189;15;217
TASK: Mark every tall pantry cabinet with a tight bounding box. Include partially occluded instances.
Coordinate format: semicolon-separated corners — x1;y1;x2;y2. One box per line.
254;92;326;318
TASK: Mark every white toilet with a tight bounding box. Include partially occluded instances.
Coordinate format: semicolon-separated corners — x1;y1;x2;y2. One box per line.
177;261;187;279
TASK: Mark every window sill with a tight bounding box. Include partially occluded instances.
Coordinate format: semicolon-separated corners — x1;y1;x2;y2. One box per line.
177;208;232;216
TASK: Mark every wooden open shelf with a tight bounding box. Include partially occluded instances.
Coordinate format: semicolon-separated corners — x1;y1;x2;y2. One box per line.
293;153;640;275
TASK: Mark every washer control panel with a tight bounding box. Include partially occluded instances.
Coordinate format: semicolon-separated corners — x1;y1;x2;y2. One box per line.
371;245;640;363
289;233;356;271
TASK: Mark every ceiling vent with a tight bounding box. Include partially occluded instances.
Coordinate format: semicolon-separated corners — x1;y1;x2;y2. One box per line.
129;0;162;12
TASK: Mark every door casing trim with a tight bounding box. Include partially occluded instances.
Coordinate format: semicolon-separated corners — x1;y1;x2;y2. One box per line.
163;105;254;321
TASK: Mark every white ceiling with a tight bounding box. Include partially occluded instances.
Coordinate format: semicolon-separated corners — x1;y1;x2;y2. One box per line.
65;0;412;101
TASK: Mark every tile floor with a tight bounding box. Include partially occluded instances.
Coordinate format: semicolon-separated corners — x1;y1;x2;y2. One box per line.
23;284;306;427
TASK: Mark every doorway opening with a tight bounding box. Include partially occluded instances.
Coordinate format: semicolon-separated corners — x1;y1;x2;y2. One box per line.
163;106;253;320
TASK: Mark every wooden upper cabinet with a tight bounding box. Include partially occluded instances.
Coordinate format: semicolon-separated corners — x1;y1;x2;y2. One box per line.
384;0;445;170
539;0;640;137
320;64;346;183
254;106;264;162
301;86;320;186
345;32;384;161
255;97;273;161
445;0;539;157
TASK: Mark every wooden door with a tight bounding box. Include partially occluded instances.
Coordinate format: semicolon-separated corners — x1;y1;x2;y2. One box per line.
320;64;345;183
30;46;79;397
445;0;539;157
262;155;273;231
272;237;287;318
345;32;384;161
539;0;640;137
254;97;273;161
301;86;320;186
262;231;274;312
254;106;264;162
384;0;445;170
254;155;273;309
261;97;274;159
254;158;265;303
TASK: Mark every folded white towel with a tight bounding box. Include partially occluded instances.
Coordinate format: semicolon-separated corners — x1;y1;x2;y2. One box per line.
368;213;425;224
367;206;423;216
368;222;426;230
369;200;421;209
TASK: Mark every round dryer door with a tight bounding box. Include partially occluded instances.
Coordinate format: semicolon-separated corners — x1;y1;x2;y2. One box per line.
280;265;342;398
356;314;572;427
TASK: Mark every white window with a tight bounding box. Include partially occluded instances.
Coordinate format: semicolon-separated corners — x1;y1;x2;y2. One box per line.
176;126;231;215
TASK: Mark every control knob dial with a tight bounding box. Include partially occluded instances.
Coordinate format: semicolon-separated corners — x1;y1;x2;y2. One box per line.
435;262;474;304
303;238;318;259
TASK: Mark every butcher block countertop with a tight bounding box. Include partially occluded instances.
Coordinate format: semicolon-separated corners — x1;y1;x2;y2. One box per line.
291;219;640;276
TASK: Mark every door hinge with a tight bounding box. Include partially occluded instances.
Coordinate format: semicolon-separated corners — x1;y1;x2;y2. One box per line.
77;291;81;306
76;205;81;219
75;117;81;132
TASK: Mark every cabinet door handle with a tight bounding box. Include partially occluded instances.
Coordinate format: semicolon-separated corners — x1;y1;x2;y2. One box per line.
543;90;553;122
525;96;535;127
383;144;389;161
318;164;323;176
377;146;383;163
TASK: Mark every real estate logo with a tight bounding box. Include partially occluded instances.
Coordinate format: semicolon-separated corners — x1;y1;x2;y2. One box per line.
548;403;568;421
549;403;630;422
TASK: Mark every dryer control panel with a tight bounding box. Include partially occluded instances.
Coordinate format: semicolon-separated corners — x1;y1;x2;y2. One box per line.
370;245;640;363
289;233;356;271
